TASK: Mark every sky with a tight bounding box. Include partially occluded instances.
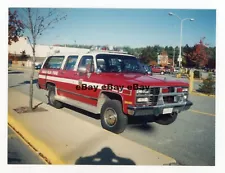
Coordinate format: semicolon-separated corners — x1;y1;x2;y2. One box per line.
13;8;216;48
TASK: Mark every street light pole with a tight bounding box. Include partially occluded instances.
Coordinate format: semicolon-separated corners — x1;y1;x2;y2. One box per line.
179;20;183;68
168;12;194;68
173;47;175;67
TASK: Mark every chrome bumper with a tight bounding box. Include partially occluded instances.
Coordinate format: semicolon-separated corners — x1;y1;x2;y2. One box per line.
127;100;193;116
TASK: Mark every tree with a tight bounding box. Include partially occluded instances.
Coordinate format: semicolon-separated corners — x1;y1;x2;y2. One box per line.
8;9;24;45
19;8;67;111
19;50;29;61
184;39;209;68
206;47;216;69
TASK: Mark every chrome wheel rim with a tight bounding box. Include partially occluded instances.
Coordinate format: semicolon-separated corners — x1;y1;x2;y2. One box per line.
104;108;118;127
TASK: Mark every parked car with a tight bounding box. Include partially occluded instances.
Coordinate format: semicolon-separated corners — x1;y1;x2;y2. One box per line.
141;64;152;75
35;63;42;70
37;51;193;134
151;66;165;75
164;66;171;73
8;59;12;68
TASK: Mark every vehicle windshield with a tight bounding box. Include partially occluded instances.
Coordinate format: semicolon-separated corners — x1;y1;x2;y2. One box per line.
96;54;145;73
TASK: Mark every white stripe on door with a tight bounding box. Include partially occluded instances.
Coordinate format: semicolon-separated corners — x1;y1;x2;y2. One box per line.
38;74;104;88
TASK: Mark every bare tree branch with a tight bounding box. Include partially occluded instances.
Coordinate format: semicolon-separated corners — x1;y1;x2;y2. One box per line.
27;36;34;50
33;8;39;34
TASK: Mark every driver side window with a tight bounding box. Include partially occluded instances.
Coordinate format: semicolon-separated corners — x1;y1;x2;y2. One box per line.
78;56;94;73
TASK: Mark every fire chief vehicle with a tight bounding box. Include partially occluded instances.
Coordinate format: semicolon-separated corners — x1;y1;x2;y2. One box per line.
37;50;193;134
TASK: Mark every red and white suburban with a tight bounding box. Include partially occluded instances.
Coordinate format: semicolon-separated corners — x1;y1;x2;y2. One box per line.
37;51;193;133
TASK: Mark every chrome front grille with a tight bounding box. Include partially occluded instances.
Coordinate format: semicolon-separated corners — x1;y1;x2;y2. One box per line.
136;87;182;105
150;87;160;95
149;87;160;105
168;87;175;93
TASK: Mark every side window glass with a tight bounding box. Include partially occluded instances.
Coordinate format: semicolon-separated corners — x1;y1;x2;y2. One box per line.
97;58;106;72
43;56;65;69
78;56;94;73
64;55;78;71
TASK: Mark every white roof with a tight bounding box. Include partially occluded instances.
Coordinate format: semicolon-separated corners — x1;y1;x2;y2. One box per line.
52;50;135;58
84;50;135;57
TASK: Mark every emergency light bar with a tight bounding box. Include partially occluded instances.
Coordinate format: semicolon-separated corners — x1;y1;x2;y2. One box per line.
88;46;128;54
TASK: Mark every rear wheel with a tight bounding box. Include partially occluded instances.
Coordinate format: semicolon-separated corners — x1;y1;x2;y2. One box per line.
48;86;63;109
100;100;128;134
155;112;178;125
160;71;164;75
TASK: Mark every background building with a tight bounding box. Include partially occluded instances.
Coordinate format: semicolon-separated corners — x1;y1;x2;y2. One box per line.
8;37;90;64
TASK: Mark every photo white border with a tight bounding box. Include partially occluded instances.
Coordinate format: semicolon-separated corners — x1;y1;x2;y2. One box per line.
2;0;224;173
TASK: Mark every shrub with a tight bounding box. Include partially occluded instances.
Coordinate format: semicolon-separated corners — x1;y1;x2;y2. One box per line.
198;73;215;94
194;70;202;79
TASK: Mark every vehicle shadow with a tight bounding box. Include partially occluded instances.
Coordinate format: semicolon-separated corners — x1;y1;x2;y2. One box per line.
75;147;136;165
9;79;38;88
63;103;100;120
127;123;155;132
63;103;156;128
8;71;24;74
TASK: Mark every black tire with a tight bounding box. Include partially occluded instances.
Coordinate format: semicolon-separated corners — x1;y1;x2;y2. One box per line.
155;112;178;125
160;71;164;75
48;86;63;109
100;100;128;134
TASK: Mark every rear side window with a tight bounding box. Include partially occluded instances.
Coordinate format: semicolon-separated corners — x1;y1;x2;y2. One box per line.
43;56;65;69
63;55;78;70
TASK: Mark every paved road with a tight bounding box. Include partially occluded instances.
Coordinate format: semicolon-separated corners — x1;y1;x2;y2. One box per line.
8;68;215;165
8;126;45;164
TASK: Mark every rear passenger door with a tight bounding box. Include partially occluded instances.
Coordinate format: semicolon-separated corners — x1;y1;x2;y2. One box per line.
56;55;79;99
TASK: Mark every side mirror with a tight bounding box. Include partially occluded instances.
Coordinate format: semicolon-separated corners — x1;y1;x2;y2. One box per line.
78;67;87;74
96;68;102;74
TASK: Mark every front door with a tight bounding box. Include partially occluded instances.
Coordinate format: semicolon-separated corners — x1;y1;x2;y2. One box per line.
76;55;101;106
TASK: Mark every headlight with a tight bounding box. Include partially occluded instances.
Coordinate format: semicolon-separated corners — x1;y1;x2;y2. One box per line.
137;97;149;102
182;88;188;92
182;88;189;100
183;95;188;100
136;89;149;94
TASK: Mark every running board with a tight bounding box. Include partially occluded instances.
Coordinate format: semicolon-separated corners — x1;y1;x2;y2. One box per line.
55;95;100;114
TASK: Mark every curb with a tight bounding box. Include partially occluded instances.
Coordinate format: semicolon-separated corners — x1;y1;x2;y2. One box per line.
9;67;40;72
190;91;215;98
8;112;65;164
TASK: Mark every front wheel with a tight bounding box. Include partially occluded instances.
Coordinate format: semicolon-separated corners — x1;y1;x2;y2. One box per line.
160;71;164;75
100;100;128;134
155;112;178;125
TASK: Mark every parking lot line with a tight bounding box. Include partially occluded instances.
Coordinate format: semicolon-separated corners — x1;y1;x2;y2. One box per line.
189;109;215;116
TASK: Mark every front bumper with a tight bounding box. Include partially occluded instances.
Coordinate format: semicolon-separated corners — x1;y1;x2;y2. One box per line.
127;100;193;116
